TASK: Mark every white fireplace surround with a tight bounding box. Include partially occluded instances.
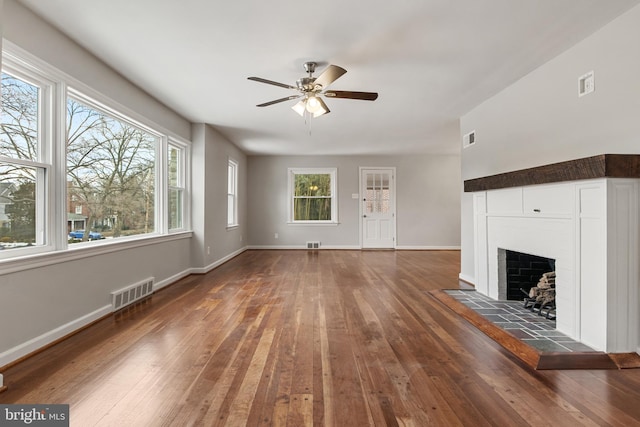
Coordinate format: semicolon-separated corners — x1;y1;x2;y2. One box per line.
473;178;639;353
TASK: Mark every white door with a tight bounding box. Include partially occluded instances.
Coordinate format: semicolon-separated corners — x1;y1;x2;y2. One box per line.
361;168;396;248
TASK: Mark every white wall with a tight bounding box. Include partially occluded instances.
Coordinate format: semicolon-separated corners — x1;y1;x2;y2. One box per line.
247;154;461;249
460;4;640;281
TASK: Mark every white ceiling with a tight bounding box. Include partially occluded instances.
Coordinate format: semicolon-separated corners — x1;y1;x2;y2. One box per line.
17;0;640;156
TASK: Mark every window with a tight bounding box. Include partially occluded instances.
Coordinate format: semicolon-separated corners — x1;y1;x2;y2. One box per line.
168;141;186;230
227;158;238;227
0;44;190;260
0;67;51;253
288;168;337;223
66;93;158;240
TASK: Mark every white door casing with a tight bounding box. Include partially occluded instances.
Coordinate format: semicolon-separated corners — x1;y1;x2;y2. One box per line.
360;167;396;248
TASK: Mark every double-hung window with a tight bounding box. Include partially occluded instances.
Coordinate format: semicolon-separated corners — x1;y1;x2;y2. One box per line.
0;44;191;260
288;168;337;223
168;141;186;231
227;158;238;227
0;64;52;255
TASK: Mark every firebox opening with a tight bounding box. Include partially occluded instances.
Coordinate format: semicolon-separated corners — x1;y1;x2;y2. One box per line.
497;249;556;301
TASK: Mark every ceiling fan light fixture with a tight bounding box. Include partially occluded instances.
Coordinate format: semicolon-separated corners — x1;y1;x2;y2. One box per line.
292;100;306;116
305;95;322;113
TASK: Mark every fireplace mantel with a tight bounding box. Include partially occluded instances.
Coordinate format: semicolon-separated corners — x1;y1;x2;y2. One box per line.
464;154;640;192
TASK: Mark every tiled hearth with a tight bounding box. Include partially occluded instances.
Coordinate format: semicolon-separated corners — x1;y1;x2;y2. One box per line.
444;290;594;353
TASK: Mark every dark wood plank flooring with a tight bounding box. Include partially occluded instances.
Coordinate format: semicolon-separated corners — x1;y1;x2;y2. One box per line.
2;250;640;426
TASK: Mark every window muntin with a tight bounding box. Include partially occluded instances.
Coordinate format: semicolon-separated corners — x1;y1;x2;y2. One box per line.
227;158;238;227
0;70;49;252
288;168;337;223
66;95;158;241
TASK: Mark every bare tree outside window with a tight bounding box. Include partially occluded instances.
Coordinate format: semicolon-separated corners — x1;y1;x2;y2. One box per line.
66;98;157;242
0;72;40;248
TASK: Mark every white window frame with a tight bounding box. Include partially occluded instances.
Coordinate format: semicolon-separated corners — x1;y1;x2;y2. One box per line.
227;158;238;228
0;52;56;259
287;167;338;224
0;41;192;265
168;138;189;232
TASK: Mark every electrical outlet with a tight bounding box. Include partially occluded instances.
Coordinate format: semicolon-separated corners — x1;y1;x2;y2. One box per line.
207;246;210;255
274;233;279;239
578;71;595;97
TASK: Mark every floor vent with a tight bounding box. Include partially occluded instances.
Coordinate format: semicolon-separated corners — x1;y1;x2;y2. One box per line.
111;277;154;312
306;241;320;249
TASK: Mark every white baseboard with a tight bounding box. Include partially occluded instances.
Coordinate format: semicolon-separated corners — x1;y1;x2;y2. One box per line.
458;273;476;286
190;246;248;274
246;245;361;250
0;304;112;368
247;245;460;250
396;246;461;250
153;270;192;291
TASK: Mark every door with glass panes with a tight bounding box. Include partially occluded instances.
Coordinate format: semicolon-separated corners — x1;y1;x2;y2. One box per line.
360;168;396;248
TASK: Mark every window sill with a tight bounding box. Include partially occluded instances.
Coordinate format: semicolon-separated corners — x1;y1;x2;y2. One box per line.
0;231;193;276
226;225;239;231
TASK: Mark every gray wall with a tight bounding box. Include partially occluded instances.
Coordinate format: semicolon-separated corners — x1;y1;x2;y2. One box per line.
247;154;461;248
459;4;640;281
191;124;247;269
3;0;190;140
0;1;238;366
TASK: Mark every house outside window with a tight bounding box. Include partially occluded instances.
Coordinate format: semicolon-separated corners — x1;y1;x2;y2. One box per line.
288;168;337;223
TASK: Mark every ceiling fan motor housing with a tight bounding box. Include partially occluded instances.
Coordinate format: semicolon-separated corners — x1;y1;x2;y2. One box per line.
296;77;319;92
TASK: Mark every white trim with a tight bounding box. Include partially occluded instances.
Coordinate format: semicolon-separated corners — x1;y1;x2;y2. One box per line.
287;167;338;223
1;41;193;262
0;304;112;368
0;232;193;276
458;273;476;285
227;157;239;227
248;245;362;250
359;167;397;249
395;246;461;250
189;246;248;274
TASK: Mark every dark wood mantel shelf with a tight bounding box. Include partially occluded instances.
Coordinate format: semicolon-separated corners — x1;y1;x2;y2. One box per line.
464;154;640;192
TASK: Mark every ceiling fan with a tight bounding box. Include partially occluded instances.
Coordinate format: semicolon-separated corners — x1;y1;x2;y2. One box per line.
248;62;378;118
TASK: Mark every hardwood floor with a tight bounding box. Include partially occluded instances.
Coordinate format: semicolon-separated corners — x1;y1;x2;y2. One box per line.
2;250;640;426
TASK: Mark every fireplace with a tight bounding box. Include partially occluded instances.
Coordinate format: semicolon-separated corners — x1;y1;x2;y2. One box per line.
497;249;555;301
467;157;640;353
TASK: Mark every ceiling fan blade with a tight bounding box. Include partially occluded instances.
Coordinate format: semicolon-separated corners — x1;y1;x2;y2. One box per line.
256;95;302;107
324;90;378;101
248;76;296;90
313;65;347;89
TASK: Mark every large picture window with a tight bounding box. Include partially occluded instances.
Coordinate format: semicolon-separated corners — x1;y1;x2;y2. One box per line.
66;94;158;241
0;45;190;260
288;168;337;223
